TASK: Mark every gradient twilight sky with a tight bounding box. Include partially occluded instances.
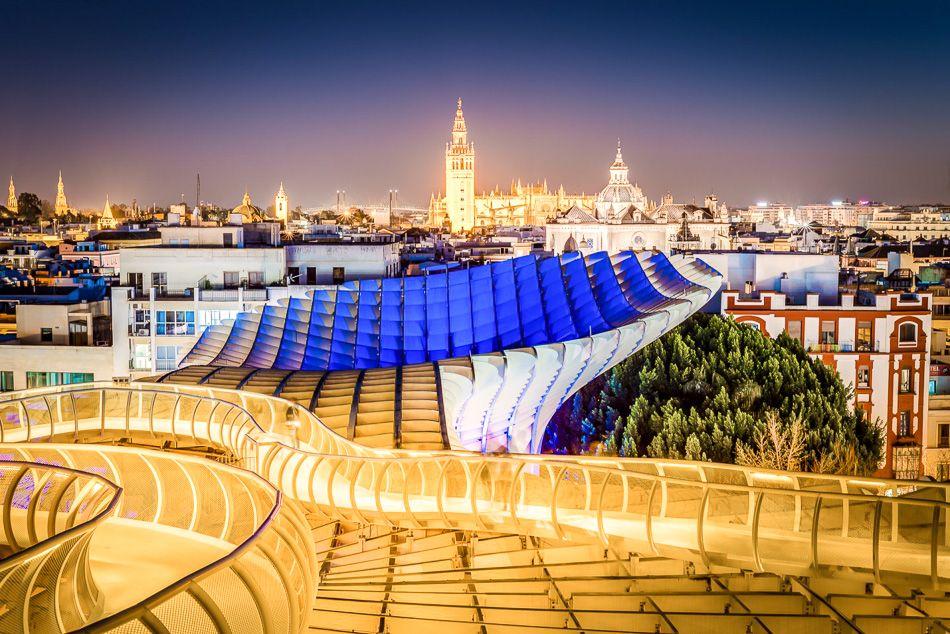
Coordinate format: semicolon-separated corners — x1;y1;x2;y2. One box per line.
2;1;949;210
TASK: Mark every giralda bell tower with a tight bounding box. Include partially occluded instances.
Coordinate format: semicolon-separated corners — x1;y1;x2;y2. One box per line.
444;98;475;230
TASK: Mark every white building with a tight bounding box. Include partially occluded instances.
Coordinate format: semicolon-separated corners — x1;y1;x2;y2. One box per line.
0;299;116;390
696;251;840;312
545;145;730;254
285;238;399;285
724;289;932;480
868;206;950;241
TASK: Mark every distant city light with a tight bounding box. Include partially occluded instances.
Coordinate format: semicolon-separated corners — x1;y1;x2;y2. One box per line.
756;201;768;207
831;200;843;206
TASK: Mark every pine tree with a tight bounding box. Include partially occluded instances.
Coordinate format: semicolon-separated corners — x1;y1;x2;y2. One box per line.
544;314;884;475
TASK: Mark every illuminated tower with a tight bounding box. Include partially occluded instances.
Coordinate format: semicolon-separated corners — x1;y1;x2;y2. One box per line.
444;98;475;231
55;171;69;215
6;177;16;213
99;195;117;229
274;182;289;221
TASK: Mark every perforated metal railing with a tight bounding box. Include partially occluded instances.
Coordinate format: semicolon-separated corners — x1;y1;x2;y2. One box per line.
1;381;949;601
0;390;315;633
0;460;118;632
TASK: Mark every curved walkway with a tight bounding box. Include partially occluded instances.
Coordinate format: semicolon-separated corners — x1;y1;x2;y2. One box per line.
0;381;948;631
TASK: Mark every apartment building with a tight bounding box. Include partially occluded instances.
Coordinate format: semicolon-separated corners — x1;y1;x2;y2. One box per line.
0;290;116;390
723;289;932;479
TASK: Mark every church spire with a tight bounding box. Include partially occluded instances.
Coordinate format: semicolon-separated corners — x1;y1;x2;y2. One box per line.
452;97;468;146
274;181;289;221
7;176;16;213
55;170;69;215
608;140;630;185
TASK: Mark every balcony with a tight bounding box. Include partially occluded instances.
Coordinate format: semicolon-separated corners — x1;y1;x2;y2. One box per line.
807;343;880;354
199;288;267;302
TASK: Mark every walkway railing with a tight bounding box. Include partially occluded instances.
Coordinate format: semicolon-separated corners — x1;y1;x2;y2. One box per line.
0;381;948;600
0;391;315;633
0;460;118;632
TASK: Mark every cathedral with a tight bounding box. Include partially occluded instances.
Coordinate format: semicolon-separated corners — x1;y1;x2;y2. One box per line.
545;142;732;254
428;100;597;230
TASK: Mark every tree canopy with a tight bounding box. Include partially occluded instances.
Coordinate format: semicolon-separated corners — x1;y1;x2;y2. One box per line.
16;192;43;224
543;314;883;475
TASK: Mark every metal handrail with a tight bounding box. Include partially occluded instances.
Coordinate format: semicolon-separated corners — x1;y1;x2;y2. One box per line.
1;381;949;593
0;459;121;572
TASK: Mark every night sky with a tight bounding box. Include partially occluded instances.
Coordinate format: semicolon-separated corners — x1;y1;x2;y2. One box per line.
3;1;949;210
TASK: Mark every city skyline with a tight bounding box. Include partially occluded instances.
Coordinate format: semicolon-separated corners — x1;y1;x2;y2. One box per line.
2;1;949;209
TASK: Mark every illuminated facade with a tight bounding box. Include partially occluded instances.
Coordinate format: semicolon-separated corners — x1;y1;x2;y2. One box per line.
428;100;597;229
275;181;289;222
54;170;70;215
3;253;950;632
546;172;732;254
6;176;16;213
98;195;117;229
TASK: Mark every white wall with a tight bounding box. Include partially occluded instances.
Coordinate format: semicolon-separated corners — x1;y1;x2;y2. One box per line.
697;252;840;312
0;345;116;390
285;243;400;283
120;247;286;291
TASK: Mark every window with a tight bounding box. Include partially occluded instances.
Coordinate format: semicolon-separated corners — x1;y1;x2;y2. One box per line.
856;320;872;351
288;266;300;284
787;320;802;343
156;345;182;371
155;310;195;336
931;379;938;395
899;322;917;345
898;411;911;438
198;309;238;331
151;272;167;294
223;271;239;288
0;371;13;392
248;271;264;287
223;232;234;247
40;328;53;343
68;320;87;346
900;367;913;393
857;366;870;388
127;272;144;294
306;267;317;285
130;309;151;336
820;320;835;345
131;343;151;370
26;372;94;389
940;424;950;448
332;267;345;284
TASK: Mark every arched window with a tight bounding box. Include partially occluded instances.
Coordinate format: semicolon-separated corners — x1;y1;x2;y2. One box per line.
899;322;917;345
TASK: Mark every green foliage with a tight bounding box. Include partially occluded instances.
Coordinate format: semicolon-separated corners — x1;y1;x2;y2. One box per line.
16;192;43;224
544;314;884;475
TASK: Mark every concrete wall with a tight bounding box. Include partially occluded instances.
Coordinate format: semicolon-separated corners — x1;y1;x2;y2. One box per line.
120;247;286;291
0;344;117;390
285;243;400;283
15;301;110;345
697;252;840;312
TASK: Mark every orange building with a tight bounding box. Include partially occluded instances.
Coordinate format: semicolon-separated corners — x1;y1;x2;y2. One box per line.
723;288;932;479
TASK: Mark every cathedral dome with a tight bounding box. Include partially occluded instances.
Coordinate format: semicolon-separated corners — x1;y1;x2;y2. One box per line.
232;191;262;221
594;142;647;221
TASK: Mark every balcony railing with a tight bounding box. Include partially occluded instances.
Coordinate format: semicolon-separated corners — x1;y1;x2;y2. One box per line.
199;288;267;302
808;343;880;354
